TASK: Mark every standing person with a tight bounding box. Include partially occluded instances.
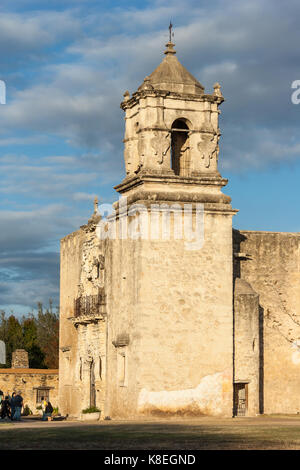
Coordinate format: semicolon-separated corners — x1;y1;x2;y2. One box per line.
0;396;10;420
10;392;16;420
13;392;23;421
41;396;48;421
0;390;3;406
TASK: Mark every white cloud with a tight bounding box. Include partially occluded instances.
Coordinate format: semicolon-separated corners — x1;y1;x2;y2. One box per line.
72;192;97;201
0;10;81;53
1;0;300;312
0;0;299;172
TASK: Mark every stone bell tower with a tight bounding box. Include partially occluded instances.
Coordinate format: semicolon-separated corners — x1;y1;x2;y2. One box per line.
105;39;237;418
117;39;230;208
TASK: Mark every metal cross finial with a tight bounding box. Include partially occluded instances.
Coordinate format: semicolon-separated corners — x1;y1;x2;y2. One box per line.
169;21;173;42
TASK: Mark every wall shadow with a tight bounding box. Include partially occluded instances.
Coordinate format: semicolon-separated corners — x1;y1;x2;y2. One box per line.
233;229;264;415
259;305;264;414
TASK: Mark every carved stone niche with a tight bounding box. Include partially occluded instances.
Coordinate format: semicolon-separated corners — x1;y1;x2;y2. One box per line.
112;333;130;348
84;253;105;284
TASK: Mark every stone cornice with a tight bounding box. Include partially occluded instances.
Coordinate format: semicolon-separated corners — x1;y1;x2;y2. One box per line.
121;90;224;110
114;172;228;193
69;313;105;326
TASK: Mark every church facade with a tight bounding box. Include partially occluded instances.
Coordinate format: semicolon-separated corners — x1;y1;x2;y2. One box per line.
58;41;300;419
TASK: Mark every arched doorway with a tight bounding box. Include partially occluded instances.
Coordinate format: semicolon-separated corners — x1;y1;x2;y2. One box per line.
171;119;190;176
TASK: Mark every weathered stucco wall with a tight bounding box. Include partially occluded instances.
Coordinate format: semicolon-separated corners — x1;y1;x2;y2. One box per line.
234;278;260;416
234;230;300;414
59;230;83;417
104;233;142;419
104;207;234;418
59;225;107;419
0;369;58;414
136;210;234;417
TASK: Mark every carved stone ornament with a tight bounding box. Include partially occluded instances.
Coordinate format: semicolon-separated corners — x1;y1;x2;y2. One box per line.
124;141;132;174
213;82;223;98
151;131;170;164
197;132;218;169
136;134;146;172
139;76;154;92
123;90;130;101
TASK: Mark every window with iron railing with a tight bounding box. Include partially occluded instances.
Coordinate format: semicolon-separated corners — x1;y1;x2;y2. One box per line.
74;289;105;317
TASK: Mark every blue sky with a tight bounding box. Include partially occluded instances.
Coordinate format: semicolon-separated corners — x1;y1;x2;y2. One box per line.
0;0;300;314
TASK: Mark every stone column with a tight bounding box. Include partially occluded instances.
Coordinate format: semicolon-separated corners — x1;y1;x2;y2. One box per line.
11;349;29;368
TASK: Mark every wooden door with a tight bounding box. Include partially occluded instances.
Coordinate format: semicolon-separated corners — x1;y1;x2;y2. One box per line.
234;383;248;416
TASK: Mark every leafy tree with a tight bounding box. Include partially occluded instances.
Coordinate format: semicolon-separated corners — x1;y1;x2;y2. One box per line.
23;318;46;369
0;314;23;367
0;301;59;369
36;301;59;369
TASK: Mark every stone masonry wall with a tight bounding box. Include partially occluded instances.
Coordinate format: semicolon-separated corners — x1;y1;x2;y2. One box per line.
11;349;29;369
234;230;300;414
234;278;260;416
0;369;58;414
59;229;84;417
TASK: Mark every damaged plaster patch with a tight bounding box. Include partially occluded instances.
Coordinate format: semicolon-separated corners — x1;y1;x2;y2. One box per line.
138;372;226;416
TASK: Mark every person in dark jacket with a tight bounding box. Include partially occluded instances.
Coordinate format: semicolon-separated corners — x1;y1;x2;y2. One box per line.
12;392;23;421
0;396;11;420
44;401;54;421
10;392;16;420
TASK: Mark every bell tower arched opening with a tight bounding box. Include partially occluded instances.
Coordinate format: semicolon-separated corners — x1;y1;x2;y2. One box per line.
171;119;190;176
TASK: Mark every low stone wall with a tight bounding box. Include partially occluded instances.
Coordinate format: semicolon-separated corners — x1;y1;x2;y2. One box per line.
0;369;58;415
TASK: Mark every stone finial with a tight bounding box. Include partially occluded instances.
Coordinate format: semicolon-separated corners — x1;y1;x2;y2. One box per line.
87;196;101;226
139;76;154;91
11;349;29;369
213;82;223;97
164;41;176;55
123;90;130;101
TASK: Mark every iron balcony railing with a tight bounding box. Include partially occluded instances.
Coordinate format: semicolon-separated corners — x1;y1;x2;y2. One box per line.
74;290;105;317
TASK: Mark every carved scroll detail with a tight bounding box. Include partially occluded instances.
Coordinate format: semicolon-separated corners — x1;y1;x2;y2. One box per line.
197;133;218;169
151;131;170;165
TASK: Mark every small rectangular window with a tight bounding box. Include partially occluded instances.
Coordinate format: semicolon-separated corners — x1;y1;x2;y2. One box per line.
36;388;49;403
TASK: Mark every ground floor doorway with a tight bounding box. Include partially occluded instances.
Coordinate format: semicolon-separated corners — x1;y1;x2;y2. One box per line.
234;383;248;417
